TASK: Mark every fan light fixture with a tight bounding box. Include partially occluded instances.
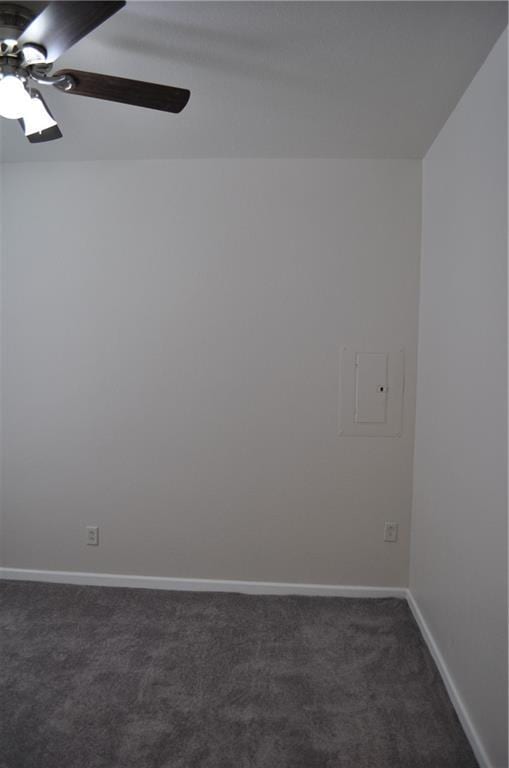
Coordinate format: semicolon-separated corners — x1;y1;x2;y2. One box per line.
0;74;31;119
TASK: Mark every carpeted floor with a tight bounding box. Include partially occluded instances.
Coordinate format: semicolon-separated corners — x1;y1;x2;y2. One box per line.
0;581;478;768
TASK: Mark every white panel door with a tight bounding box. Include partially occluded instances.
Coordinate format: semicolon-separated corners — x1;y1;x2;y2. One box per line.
354;353;388;423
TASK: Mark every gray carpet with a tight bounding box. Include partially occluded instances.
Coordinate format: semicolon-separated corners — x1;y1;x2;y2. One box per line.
0;581;478;768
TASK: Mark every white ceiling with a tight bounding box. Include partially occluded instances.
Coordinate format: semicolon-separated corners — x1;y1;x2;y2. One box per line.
1;1;507;161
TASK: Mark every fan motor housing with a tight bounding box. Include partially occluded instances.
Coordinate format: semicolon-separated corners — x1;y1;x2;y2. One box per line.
0;3;33;54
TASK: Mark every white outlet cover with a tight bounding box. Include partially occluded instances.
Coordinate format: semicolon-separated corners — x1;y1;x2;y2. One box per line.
86;526;99;546
384;522;399;542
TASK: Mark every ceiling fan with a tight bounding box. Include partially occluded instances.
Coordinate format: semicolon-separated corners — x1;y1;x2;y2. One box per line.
0;1;191;143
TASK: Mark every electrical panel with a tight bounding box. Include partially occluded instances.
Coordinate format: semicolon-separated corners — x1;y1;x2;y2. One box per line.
339;347;404;436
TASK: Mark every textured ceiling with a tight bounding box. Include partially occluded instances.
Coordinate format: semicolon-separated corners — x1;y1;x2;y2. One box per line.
1;1;507;161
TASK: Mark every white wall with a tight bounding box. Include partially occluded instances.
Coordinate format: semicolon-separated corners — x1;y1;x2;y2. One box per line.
410;32;507;768
0;159;421;586
0;127;3;556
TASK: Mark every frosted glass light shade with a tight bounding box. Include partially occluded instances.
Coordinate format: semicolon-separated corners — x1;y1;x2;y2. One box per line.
0;75;31;119
22;95;57;136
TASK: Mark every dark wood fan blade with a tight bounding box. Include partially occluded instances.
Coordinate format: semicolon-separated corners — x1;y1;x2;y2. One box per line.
54;69;191;113
17;2;125;63
18;120;63;143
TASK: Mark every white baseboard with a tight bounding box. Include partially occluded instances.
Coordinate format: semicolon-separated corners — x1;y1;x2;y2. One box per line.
0;566;407;599
0;566;490;766
406;590;494;768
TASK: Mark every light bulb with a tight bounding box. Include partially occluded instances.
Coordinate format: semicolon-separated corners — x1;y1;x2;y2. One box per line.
22;94;57;136
0;75;31;119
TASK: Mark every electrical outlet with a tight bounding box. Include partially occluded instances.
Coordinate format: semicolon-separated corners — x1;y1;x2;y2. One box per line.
86;525;99;546
384;521;398;543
